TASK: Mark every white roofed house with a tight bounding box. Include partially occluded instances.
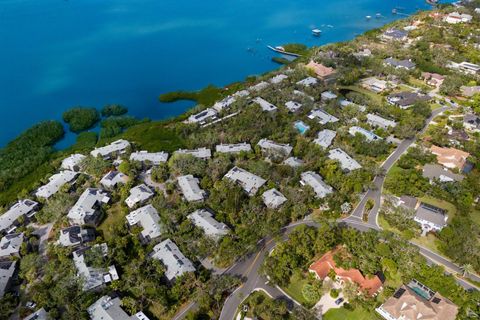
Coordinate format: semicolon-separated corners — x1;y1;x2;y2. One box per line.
464;114;480;133
24;308;48;320
360;77;390;93
296;77;318;87
349;126;382;142
300;171;334;199
250;81;269;92
257;139;293;160
285;101;303;112
213;95;237;112
283;157;304;168
130;150;169;165
151;239;195;281
224;166;267;196
126;204;163;243
90;139;131;159
88;295;150;320
35;170;78;199
321;91;337;101
100;171;129;189
0;233;23;258
447;61;480;75
270;74;288;84
328;148;362;171
444;12;472;24
0;199;39;234
174;147;212;160
186;108;218;125
61;153;86;171
125;184;154;208
187;209;230;239
251;97;278;112
58;226;95;247
314;129;337;149
72;243;119;291
67;188;110;226
308;109;339;125
177;175;206;202
215;143;252;154
367;114;397;130
262;188;288;209
0;261;16;298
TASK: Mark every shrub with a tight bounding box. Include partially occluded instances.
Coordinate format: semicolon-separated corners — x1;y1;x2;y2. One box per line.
62;107;99;132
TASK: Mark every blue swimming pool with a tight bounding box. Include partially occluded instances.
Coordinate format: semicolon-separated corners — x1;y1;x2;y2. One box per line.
295;121;310;134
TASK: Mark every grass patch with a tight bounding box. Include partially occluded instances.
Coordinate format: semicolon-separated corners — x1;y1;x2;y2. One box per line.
282;272;311;306
323;306;379;320
98;202;127;241
122;122;185;152
411;233;441;252
470;208;480;227
338;85;384;105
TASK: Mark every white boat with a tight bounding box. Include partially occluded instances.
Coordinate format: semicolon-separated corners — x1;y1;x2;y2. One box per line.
267;45;301;57
312;28;322;36
366;15;372;20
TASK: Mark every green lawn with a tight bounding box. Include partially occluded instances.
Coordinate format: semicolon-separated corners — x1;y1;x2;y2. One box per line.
411;234;441;252
282;272;311;306
338;85;384;104
98;202;128;241
323;306;379;320
470;209;480;227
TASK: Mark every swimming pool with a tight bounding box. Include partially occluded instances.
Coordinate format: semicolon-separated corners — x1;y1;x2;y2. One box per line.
294;121;310;134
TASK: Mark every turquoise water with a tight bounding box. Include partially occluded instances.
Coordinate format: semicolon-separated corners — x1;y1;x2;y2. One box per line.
0;0;442;147
294;121;310;134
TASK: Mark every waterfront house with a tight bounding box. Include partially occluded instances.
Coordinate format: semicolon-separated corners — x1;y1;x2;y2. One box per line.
90;139;130;159
367;114;397;129
422;164;464;183
0;233;23;259
387;92;430;109
88;295;150;320
177;175;206;202
187;209;229;239
300;171;333;199
251;97;278;112
314;129;337;149
130;150;169;165
35;170;78;199
125;184;154;208
349;126;382;142
224;166;266;196
257;138;293;159
305;61;336;80
430;145;470;170
68;188;110;226
262;188;287;209
100;171;129;189
384;58;416;71
380;28;408;42
174;147;212;160
126;204;163;242
328;148;362;171
0;261;16;298
376;280;458;320
309;248;383;296
0;199;39;234
308;109;339;125
464;113;480;132
186;108;218;125
414;202;448;233
250;81;269;92
213;95;237;112
151;239;195;281
215;143;252;154
270;74;288;84
61;153;86;171
58;226;95;247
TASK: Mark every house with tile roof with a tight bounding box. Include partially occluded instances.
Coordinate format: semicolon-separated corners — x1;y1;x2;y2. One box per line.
430;145;470;170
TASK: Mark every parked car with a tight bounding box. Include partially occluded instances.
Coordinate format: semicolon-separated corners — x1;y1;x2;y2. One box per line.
335;297;344;305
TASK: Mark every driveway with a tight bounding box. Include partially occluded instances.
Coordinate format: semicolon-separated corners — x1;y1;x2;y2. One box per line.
313;280;345;315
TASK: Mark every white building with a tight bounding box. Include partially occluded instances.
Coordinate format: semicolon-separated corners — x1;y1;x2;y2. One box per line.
349;126;382;142
58;226;95;247
328;148;362;171
314;129;337;149
88;295;150;320
250;81;269;92
262;188;288;209
270;74;288;84
174;148;212;160
447;61;480;75
126;204;163;242
188;209;229;239
367;114;397;129
68;188;110;226
361;77;390;93
300;171;334;199
224;166;267;196
257;139;293;158
252;97;278;112
321;91;337;101
24;308;48;320
90;139;130;159
0;233;23;258
215;143;252;154
296;77;318;87
151;239;195;281
100;171;129;189
444;12;472;24
130;151;169;165
0;261;16;298
61;153;86;171
285;101;303;112
213;96;237;112
186;108;218;124
283;157;304;168
125;184;154;208
35;170;78;199
308;109;339;125
177;175;206;202
0;199;39;234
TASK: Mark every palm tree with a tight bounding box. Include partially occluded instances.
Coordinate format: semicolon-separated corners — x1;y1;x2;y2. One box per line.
461;264;474;277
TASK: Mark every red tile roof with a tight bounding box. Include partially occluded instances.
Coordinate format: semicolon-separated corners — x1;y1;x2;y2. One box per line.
308;249;383;296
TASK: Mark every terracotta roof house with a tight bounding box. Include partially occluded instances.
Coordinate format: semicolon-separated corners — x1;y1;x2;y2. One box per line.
422;72;445;88
308;248;383;296
376;279;458;320
430;145;470;170
305;61;336;79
